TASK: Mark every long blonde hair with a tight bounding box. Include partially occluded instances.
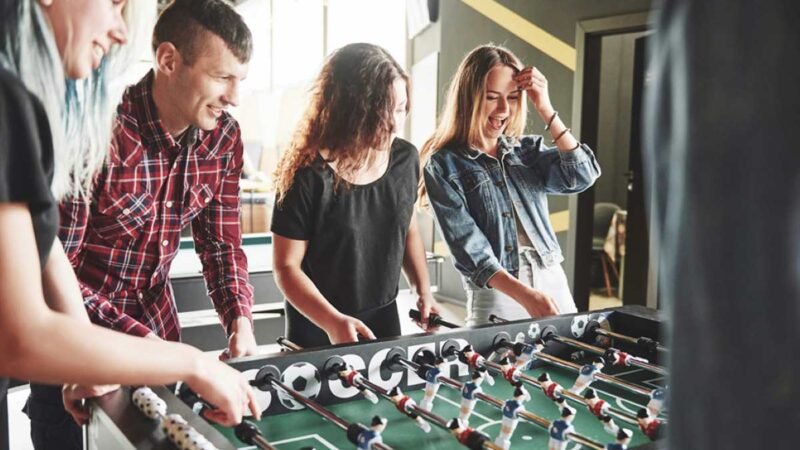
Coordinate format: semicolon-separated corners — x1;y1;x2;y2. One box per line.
417;44;527;207
0;0;143;200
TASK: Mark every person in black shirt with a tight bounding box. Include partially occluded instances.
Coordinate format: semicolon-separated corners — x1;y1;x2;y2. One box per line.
271;43;442;348
0;2;260;446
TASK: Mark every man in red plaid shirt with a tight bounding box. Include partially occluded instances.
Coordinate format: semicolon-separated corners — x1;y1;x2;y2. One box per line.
27;2;257;448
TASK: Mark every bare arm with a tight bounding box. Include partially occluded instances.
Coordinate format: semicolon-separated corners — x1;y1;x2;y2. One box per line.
401;211;442;331
487;269;559;318
272;233;375;344
41;238;90;321
0;203;259;426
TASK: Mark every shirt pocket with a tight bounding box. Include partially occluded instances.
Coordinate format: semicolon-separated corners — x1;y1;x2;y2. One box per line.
181;184;214;227
92;191;154;243
456;170;496;220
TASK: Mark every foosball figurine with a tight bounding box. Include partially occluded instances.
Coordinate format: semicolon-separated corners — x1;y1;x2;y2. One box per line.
600;414;621;436
418;356;445;411
494;383;531;450
388;386;431;433
547;405;576;450
584;389;619;435
604;428;633;450
338;364;379;404
537;372;565;405
447;418;493;450
603;348;648;368
647;387;667;416
498;356;521;384
355;416;387;450
513;338;544;370
584;388;611;419
459;367;487;426
569;357;605;394
458;344;495;385
636;408;663;441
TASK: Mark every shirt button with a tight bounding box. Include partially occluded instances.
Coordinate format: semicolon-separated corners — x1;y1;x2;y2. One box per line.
502;211;512;218
162;240;169;247
137;292;143;300
495;181;505;187
505;245;513;252
204;197;211;204
166;201;173;208
122;208;131;215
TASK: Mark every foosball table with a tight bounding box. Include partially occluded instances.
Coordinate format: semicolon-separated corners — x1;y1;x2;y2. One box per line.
88;305;667;450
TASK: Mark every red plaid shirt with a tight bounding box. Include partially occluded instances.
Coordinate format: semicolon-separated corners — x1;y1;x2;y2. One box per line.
59;71;253;341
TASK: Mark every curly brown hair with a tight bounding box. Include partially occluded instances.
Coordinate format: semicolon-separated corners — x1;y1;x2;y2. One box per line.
274;43;410;204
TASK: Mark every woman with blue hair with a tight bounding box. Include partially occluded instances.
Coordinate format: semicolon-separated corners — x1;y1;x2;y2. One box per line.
0;1;260;443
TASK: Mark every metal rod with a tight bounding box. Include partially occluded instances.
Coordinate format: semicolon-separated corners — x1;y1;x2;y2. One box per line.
550;335;668;375
480;357;640;426
266;375;394;450
276;336;302;352
532;352;653;398
593;328;669;353
251;435;277;450
397;357;605;450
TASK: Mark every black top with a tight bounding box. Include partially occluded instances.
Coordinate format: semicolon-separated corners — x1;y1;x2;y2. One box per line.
0;67;59;404
271;138;418;344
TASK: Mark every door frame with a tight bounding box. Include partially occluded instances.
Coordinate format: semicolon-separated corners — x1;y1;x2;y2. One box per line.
566;12;652;311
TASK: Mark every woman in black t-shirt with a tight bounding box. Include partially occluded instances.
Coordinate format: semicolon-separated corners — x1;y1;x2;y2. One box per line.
0;0;259;432
271;43;442;348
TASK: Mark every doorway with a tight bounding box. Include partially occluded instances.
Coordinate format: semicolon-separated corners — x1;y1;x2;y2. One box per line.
567;12;654;311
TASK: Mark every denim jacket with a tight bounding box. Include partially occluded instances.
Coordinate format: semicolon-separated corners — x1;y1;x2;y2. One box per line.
423;135;601;288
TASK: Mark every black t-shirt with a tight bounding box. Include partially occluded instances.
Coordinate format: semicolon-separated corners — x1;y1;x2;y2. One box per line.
0;67;58;404
271;138;419;345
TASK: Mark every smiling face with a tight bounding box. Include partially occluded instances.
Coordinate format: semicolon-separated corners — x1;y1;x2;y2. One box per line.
169;31;249;131
479;64;522;151
40;0;129;79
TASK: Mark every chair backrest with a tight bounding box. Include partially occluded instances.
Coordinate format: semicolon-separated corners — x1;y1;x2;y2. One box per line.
593;202;621;239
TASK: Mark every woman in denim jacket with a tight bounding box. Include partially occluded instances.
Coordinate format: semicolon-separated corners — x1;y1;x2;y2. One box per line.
419;45;601;325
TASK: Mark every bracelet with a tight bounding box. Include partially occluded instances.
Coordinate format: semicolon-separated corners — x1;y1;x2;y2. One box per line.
551;127;571;145
545;111;558;131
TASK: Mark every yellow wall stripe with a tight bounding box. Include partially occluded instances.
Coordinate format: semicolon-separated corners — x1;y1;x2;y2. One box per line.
461;0;577;71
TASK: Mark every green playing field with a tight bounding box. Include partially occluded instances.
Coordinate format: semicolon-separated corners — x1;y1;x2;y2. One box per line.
213;364;662;449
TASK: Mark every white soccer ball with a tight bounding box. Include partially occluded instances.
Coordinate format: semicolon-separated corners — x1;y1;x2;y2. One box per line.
277;362;322;410
528;323;541;341
242;369;272;415
570;315;589;338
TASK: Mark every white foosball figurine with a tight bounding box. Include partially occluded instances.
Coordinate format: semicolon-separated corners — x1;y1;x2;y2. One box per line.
494;383;531;450
388;386;431;433
569;358;605;394
547;405;576;450
584;388;619;435
132;387;219;450
636;408;663;441
605;348;649;368
356;416;388;450
537;372;565;405
418;357;445;411
498;356;521;385
647;387;667;416
339;364;379;404
459;367;487;425
513;338;544;370
459;345;495;385
604;428;633;450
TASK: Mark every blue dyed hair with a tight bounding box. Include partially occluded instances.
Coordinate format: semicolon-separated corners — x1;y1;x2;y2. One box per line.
0;0;141;200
